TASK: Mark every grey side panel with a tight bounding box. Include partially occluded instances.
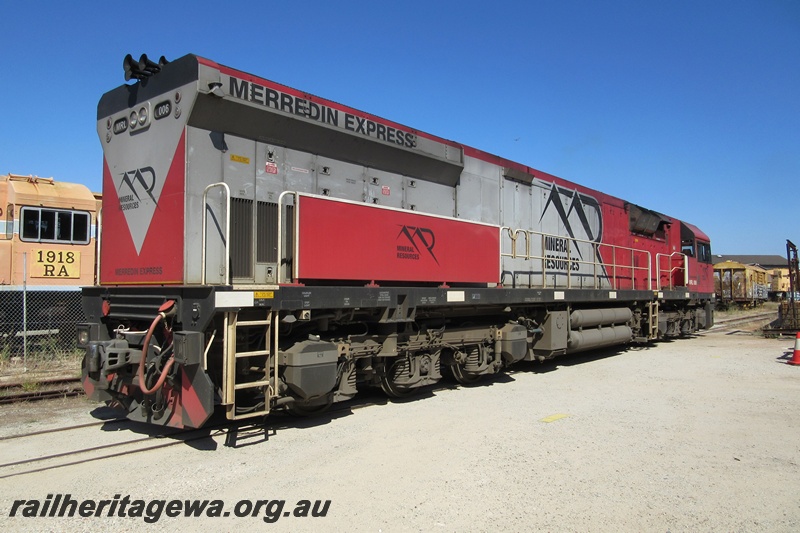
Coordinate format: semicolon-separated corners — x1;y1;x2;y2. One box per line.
283;148;316;195
186;126;225;284
501;178;533;231
495;167;610;289
316;156;367;201
365;168;404;209
457;158;501;224
406;178;454;217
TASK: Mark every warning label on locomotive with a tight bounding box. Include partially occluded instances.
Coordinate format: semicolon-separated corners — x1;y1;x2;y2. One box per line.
30;250;81;279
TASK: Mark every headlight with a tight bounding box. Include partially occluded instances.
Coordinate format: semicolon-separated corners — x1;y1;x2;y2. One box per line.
77;327;90;348
77;324;97;348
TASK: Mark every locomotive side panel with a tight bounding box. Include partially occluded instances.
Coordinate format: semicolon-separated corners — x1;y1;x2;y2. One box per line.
405;177;455;217
456;158;501;224
498;173;611;290
186;126;226;285
295;195;499;284
315;155;369;203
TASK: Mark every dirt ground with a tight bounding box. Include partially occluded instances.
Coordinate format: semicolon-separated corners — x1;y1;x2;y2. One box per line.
1;326;799;532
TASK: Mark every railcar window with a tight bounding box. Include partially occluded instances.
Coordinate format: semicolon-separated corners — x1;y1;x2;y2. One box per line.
57;211;73;241
22;210;40;240
73;213;89;242
4;204;12;240
19;207;91;244
697;241;712;264
40;210;56;240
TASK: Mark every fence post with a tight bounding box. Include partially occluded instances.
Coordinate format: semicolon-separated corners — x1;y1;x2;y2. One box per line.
23;251;27;372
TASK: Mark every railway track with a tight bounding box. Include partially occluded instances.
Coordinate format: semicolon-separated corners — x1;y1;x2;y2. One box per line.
0;417;237;480
710;310;776;332
0;391;396;480
0;376;82;405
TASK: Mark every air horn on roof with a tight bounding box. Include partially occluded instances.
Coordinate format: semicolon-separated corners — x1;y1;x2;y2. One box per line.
123;53;169;81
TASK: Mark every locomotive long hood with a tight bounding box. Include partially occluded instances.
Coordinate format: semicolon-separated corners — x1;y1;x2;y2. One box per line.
99;54;465;187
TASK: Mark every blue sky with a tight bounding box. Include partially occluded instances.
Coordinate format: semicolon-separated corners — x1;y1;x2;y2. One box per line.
1;0;797;255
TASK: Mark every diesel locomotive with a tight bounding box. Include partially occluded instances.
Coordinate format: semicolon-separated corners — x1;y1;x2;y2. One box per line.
0;174;99;354
79;54;715;428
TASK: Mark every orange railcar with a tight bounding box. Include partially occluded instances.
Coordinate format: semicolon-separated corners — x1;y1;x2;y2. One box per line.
0;174;98;288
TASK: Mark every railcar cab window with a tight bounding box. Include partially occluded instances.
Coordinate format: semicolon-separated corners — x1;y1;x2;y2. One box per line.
697;241;712;264
19;207;91;244
4;204;11;240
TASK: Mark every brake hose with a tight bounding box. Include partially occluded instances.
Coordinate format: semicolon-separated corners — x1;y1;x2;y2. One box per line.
137;300;176;395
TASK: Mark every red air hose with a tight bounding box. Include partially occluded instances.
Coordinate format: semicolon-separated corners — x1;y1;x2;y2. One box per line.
137;300;176;395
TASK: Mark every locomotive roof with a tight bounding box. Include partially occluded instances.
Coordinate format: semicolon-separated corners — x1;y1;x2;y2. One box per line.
0;174;96;211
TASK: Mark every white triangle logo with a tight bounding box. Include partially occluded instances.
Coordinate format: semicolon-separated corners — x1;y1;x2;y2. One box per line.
114;164;166;255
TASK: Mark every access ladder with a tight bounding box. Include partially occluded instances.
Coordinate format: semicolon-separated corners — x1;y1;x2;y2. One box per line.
221;309;279;420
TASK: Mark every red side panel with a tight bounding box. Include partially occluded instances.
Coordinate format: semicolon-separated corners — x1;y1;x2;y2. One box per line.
100;133;186;284
296;196;499;284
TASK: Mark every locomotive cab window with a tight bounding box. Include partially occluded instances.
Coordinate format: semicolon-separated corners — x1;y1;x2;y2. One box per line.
4;204;11;240
697;241;712;264
19;207;91;244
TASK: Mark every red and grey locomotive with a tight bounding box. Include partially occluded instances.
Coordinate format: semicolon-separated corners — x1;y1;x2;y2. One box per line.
79;54;714;428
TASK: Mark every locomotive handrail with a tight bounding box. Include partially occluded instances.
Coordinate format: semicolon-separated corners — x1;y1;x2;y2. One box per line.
655;252;688;290
276;191;297;283
201;182;231;285
500;227;652;291
95;207;102;285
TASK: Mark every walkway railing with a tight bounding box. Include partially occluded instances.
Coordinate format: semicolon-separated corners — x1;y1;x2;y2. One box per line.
500;227;652;291
655;252;688;290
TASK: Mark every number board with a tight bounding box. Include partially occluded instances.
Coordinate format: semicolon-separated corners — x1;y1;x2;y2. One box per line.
30;250;82;279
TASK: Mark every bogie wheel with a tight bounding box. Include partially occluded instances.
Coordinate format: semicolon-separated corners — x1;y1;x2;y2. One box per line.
446;345;486;385
379;357;417;398
448;362;482;386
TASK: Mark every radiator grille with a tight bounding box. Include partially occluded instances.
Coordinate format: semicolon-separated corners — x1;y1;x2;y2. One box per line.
256;201;278;263
231;198;253;279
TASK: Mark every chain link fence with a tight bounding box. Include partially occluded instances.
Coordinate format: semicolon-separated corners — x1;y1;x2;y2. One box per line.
0;249;87;369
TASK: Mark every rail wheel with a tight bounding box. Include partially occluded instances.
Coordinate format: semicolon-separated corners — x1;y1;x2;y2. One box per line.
379;356;418;398
449;362;482;385
447;345;487;385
